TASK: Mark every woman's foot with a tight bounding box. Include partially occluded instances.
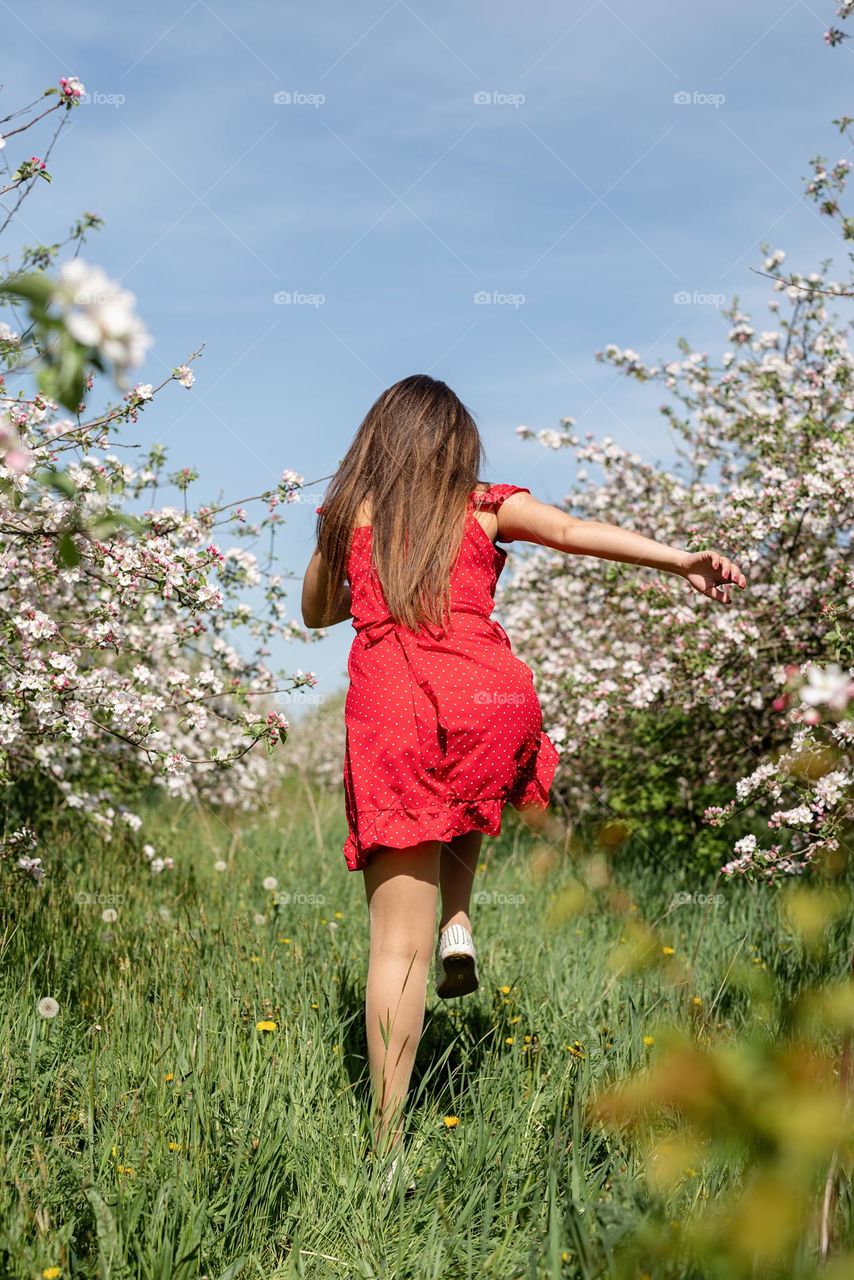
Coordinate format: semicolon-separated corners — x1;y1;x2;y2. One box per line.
434;921;479;998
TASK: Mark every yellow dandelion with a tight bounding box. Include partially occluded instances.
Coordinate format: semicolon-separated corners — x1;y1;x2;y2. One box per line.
255;1019;277;1032
691;995;702;1006
278;937;291;944
500;984;512;994
523;1035;532;1043
334;911;344;919
42;1269;61;1279
661;946;675;956
164;1072;174;1082
168;1141;181;1151
117;1165;135;1176
509;1015;521;1024
643;1035;655;1046
111;1145;118;1157
249;956;261;964
443;1115;459;1128
310;1002;319;1009
505;1036;515;1045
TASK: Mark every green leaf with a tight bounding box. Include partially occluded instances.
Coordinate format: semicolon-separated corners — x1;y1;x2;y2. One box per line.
34;467;76;497
90;512;141;539
0;270;54;306
37;333;87;411
215;1257;248;1280
84;1185;118;1261
57;532;81;566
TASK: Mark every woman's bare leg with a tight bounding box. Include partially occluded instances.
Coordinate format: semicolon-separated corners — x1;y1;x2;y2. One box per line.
438;829;483;932
363;840;441;1158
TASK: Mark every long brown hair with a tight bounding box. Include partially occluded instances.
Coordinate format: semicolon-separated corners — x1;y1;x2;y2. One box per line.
316;374;485;632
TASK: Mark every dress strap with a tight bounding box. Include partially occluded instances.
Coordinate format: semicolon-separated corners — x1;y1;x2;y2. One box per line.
470;483;531;512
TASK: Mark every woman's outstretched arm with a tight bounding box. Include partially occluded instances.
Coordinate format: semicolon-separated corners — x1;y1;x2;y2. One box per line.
301;548;353;628
496;490;747;606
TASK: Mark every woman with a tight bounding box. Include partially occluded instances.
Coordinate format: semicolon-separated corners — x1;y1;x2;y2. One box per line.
301;374;745;1193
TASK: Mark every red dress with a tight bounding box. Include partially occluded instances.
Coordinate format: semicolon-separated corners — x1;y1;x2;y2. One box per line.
317;483;560;872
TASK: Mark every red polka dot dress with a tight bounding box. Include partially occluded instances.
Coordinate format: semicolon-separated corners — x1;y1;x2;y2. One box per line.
317;484;560;872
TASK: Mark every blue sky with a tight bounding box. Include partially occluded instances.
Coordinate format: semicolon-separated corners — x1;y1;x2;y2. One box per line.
3;1;849;707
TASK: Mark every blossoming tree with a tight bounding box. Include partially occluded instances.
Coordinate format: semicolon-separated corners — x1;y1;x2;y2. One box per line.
507;236;852;869
0;80;318;883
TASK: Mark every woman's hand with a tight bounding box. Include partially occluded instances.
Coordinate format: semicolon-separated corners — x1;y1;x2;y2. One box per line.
678;549;747;605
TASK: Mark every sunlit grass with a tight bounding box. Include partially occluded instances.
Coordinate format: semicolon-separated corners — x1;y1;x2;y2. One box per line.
2;777;852;1278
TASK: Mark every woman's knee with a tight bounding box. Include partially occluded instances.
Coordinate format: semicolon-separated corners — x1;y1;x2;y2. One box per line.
368;921;435;965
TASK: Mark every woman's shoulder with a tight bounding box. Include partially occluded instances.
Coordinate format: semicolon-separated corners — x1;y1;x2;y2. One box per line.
470;481;532;510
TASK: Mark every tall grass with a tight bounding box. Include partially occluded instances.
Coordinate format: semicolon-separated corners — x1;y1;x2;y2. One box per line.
2;778;851;1278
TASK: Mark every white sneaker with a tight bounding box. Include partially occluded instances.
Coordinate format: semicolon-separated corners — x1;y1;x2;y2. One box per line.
435;922;479;999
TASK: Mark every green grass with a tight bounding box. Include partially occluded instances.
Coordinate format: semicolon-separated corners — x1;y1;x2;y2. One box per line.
1;779;851;1279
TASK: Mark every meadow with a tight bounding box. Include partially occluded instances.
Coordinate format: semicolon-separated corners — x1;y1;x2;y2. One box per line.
2;23;854;1280
4;778;852;1280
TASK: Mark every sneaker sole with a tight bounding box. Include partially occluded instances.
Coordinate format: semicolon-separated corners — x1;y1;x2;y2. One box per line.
436;952;479;999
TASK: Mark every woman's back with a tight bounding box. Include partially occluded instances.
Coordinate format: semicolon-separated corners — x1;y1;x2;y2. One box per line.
345;483;521;638
339;481;559;872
